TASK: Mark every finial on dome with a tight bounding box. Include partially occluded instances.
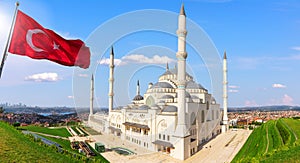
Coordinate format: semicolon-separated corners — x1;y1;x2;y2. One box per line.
137;80;140;86
223;50;227;59
180;4;186;16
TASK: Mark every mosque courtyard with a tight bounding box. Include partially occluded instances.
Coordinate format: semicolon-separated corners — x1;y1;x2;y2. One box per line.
88;129;251;163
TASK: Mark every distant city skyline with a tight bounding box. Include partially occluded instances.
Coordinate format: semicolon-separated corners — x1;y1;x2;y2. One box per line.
0;0;299;107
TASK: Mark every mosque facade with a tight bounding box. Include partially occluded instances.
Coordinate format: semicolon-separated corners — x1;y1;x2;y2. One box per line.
88;5;228;160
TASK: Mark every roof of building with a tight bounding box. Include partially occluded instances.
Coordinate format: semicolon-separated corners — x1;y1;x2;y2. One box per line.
133;95;144;101
160;95;174;99
138;105;150;110
152;140;174;148
186;81;205;89
123;122;150;130
175;92;191;98
152;82;174;89
108;126;121;133
163;105;178;112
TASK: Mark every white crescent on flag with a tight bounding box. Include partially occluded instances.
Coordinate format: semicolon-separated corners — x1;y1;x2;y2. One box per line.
26;29;47;52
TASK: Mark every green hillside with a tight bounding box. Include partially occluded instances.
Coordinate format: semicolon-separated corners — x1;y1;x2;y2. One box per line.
232;118;300;162
0;122;109;162
0;121;77;162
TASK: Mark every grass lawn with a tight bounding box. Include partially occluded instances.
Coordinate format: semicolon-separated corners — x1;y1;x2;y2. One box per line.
78;127;89;136
38;134;73;151
232;118;300;162
38;133;109;162
0;122;76;162
20;125;71;137
84;127;101;135
71;126;81;135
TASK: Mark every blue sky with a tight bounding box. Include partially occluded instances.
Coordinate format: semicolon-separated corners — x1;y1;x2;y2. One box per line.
0;0;299;107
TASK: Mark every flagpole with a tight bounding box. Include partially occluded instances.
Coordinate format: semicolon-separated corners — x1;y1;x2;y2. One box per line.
0;1;19;78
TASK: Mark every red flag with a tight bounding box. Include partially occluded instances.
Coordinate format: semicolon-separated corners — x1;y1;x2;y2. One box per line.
8;10;90;69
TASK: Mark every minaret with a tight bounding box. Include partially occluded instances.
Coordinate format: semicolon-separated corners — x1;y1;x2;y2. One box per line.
175;4;188;137
89;75;94;119
166;62;169;70
108;47;114;114
222;51;229;131
136;80;140;96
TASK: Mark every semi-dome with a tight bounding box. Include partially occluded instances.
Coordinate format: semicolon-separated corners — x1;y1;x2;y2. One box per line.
139;105;151;110
152;82;174;89
163;105;178;112
150;104;160;108
133;95;144;101
186;81;205;89
160;95;174;99
175;92;191;98
161;70;173;76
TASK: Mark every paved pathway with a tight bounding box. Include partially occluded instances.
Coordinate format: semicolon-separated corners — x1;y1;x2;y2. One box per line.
186;129;252;163
265;125;269;154
90;129;251;163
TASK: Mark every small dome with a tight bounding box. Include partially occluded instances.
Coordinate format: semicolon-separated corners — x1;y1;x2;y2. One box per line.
152;82;174;89
160;95;174;99
133;95;144;101
159;100;165;103
151;104;161;109
163;105;178;112
186;81;205;89
161;70;173;76
211;97;216;104
175;92;191;98
139;105;151;110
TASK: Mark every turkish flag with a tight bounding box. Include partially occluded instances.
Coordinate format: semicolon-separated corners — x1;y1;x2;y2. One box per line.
8;10;90;69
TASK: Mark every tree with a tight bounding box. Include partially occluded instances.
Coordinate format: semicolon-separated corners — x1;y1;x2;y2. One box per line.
0;106;4;114
13;122;20;127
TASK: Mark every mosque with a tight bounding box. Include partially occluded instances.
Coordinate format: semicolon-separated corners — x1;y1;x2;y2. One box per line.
88;5;229;160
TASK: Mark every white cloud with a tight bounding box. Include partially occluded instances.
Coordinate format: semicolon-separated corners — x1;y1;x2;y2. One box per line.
272;83;286;88
78;73;89;78
291;46;300;51
122;54;175;64
98;54;175;66
282;94;293;105
229;85;239;89
98;58;123;66
25;72;60;82
67;96;74;99
229;89;239;93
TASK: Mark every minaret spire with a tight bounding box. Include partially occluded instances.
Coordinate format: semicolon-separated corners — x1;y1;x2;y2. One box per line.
174;4;188;137
222;51;229;132
89;74;94;118
136;80;140;95
166;62;169;70
108;46;115;114
180;3;186;16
